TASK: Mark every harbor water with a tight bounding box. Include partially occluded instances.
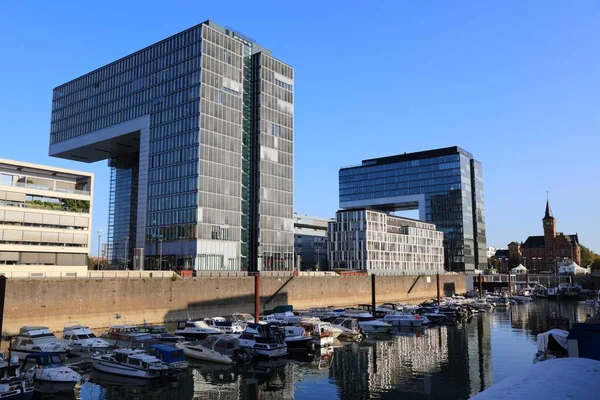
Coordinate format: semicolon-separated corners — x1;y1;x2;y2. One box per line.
42;301;597;399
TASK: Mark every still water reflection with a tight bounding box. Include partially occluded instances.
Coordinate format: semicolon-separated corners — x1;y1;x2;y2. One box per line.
47;301;596;400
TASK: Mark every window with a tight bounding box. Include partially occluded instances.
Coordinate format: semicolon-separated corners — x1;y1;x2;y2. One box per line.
217;90;223;104
271;124;281;137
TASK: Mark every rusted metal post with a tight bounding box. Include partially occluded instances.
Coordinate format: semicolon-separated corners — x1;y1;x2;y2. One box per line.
254;274;260;322
479;274;483;299
508;274;512;296
0;276;6;346
371;274;376;315
436;273;441;305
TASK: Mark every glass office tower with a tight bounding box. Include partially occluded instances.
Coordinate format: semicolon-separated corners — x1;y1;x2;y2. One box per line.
339;147;487;272
49;21;294;271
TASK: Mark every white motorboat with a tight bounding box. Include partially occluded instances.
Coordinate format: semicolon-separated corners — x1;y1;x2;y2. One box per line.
331;318;362;340
343;309;392;334
22;353;81;394
176;335;249;364
145;344;188;372
231;313;255;326
61;323;111;352
382;312;424;327
472;299;494;310
238;324;287;358
9;327;71;360
174;320;224;340
0;354;34;399
297;319;335;347
92;348;169;379
330;326;343;339
281;326;316;352
203;317;245;335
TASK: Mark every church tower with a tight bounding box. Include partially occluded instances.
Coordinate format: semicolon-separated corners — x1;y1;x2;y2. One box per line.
542;198;556;269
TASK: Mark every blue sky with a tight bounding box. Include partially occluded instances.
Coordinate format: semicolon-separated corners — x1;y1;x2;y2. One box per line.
0;1;598;253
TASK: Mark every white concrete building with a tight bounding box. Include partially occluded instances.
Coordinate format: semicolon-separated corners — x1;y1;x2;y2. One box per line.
294;213;332;270
328;209;444;274
0;159;93;275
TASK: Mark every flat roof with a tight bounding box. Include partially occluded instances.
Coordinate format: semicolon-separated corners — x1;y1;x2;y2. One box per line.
341;146;474;170
0;158;93;179
336;208;433;225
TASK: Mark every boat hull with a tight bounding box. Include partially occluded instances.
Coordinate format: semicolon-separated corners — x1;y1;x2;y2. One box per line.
239;344;287;358
92;359;163;379
285;337;315;352
33;380;78;394
384;318;423;327
313;336;334;347
177;344;234;364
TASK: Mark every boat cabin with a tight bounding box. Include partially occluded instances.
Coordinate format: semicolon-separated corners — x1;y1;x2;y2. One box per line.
146;344;186;364
22;353;65;370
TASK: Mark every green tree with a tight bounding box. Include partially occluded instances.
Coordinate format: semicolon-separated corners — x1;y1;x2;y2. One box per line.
580;245;597;267
591;259;600;273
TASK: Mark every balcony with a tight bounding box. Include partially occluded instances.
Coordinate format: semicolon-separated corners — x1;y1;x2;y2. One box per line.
11;181;90;196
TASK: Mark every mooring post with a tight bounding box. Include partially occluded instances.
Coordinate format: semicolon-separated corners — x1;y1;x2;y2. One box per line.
526;271;529;287
508;274;512;296
0;276;6;348
254;274;260;322
479;274;483;299
371;273;376;315
436;273;441;305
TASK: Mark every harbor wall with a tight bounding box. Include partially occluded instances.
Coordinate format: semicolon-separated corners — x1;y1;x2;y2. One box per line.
1;274;466;333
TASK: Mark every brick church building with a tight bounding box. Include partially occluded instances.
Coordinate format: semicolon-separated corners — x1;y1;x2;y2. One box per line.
519;200;581;273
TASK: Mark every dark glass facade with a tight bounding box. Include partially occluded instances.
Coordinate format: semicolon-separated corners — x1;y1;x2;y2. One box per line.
339;146;487;272
49;21;294;271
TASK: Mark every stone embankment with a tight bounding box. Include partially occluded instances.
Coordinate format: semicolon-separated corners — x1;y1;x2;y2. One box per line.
2;273;466;333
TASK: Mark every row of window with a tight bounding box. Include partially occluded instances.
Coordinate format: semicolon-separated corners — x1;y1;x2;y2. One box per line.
340;155;461;176
54;25;203;98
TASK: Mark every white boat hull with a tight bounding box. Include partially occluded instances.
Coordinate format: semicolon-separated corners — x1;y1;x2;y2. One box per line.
239;343;287;358
386;319;423;327
92;358;163;379
359;322;392;334
176;343;233;364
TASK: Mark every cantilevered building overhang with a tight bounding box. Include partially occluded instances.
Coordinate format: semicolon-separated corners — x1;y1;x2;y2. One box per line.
49;21;294;271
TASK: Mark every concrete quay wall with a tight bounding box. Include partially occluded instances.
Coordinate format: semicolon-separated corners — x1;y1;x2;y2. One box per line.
1;274;466;334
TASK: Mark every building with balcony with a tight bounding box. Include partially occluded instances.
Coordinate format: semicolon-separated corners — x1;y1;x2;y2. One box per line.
49;21;294;271
294;213;331;271
328;208;444;274
339;146;487;272
0;158;93;275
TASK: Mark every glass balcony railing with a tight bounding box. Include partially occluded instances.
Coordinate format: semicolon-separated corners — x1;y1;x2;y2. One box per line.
5;181;90;196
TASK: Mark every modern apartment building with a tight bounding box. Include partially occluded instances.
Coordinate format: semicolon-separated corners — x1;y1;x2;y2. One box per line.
0;159;93;274
339;146;486;272
49;21;294;271
328;209;444;274
293;213;330;271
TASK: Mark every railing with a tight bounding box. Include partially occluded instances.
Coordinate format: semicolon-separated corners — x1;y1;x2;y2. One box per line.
0;270;175;279
10;182;90;196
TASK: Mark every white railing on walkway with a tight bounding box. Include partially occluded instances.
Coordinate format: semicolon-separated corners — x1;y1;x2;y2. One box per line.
0;270;176;279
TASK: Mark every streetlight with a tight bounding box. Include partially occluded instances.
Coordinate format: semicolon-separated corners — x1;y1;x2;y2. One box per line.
124;236;129;270
97;230;104;270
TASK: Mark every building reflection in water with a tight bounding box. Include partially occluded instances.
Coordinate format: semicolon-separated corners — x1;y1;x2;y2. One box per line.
508;300;597;336
188;358;295;400
330;320;493;400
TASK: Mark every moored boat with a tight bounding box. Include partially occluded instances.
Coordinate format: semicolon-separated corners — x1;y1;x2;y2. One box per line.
138;324;184;344
382;311;424;327
61;323;111;352
9;326;70;360
343;309;392;334
145;344;188;372
174;320;223;340
297;319;335;347
22;353;81;394
238;323;287;358
91;348;169;379
176;335;249;364
203;317;245;335
100;325;158;348
331;318;362;340
0;354;34;399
